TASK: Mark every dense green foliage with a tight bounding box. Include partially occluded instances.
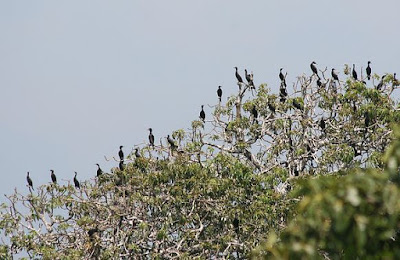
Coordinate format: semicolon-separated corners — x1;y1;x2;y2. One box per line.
1;65;399;259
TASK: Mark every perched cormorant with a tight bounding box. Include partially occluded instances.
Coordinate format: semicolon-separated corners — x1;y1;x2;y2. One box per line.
279;68;285;82
96;163;103;177
199;105;205;122
376;75;386;90
310;61;318;75
167;135;177;150
135;148;141;158
251;106;258;124
217;86;222;102
352;64;358;81
234;67;243;83
148;128;155;147
319;118;326;131
232;216;239;235
364;111;370;128
50;170;57;184
244;69;254;88
292;99;303;111
331;68;339;82
26;172;34;190
73;172;80;189
268;102;276;113
118;146;124;161
366;61;372;80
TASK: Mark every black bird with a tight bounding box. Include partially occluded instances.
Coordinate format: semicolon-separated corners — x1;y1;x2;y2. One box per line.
148;128;155;147
26;172;34;190
167;135;177;150
50;170;57;184
376;75;386;90
135;148;141;158
394;73;397;82
366;61;372;80
96;163;103;177
244;69;254;88
234;67;243;83
279;68;285;81
88;227;99;241
364;111;370;128
319;118;326;131
217;86;222;102
294;169;299;176
331;68;339;82
118;146;124;161
310;61;318;75
232;216;239;235
73;172;80;189
251;106;258;123
292;99;303;111
199;105;205;122
352;64;358;81
268;102;276;113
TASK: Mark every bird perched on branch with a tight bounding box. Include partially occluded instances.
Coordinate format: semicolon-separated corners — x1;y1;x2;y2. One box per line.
292;99;303;111
135;148;141;158
96;163;103;177
199;105;205;122
331;68;339;82
352;64;358;81
50;170;57;184
118;146;124;162
310;61;318;75
148;128;155;147
376;75;386;90
234;67;243;84
217;86;222;102
319;118;326;131
366;61;372;80
26;172;34;190
251;105;258;124
268;102;276;114
167;135;177;150
245;69;254;88
73;172;80;189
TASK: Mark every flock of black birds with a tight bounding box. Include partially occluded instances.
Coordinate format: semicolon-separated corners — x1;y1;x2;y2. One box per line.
25;61;397;193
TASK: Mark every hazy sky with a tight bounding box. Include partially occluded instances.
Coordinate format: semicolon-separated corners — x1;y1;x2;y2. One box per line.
1;1;399;200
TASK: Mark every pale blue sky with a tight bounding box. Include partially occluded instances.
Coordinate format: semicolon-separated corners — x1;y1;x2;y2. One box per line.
1;1;399;199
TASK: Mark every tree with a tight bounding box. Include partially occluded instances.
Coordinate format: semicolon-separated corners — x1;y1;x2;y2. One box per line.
0;64;399;259
252;127;400;259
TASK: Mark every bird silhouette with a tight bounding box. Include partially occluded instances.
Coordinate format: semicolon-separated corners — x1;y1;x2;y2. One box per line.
96;163;103;177
148;128;155;147
376;75;386;90
199;105;205;122
310;61;318;75
217;86;222;102
73;172;80;189
26;172;34;190
366;61;372;80
118;146;124;161
135;148;141;158
234;67;243;83
167;135;177;150
50;170;57;184
331;68;339;82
